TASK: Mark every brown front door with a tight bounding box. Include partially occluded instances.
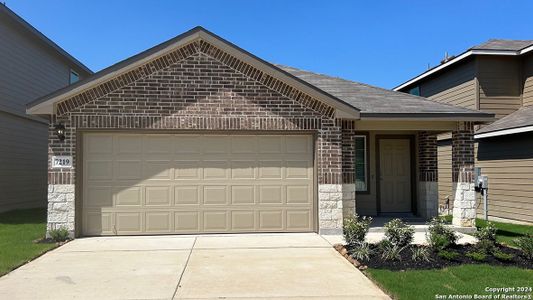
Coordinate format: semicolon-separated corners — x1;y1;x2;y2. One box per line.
378;138;412;213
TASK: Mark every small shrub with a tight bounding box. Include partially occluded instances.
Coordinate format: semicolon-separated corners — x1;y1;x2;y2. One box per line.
48;227;70;242
380;244;404;261
493;249;514;262
384;218;415;247
427;217;457;251
376;239;393;251
437;250;460;261
351;242;372;261
466;250;487;262
476;239;495;254
343;214;373;246
411;246;431;262
513;235;533;260
474;222;497;243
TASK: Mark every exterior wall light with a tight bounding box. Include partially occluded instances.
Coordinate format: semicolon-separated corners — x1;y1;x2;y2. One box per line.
55;124;66;141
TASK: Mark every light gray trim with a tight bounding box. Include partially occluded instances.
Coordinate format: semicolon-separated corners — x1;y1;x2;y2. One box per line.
360;112;495;122
0;4;92;75
475;125;533;139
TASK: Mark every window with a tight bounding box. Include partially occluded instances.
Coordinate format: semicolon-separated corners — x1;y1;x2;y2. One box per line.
409;86;420;96
69;70;79;84
354;135;367;192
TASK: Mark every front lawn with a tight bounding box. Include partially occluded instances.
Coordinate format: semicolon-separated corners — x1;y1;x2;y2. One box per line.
0;208;56;276
367;265;533;300
442;215;532;245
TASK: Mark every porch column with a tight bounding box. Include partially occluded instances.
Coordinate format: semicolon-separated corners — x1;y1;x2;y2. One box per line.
451;122;476;227
417;131;438;219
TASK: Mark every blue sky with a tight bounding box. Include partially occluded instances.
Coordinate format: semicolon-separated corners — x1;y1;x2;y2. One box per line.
7;0;533;89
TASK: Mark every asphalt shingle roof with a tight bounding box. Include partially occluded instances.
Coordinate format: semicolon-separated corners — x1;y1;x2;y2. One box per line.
278;65;489;117
471;39;533;51
476;106;533;134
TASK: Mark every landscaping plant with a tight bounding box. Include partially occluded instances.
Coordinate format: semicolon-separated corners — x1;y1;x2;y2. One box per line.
437;250;460;261
351;242;372;261
48;227;70;242
384;218;415;247
474;221;497;243
513;234;533;260
380;243;404;261
343;214;373;246
410;246;431;262
426;217;457;251
493;250;514;262
465;251;487;262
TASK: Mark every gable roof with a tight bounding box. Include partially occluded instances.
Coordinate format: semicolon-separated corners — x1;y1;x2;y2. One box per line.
475;106;533;139
279;65;494;121
472;39;533;51
26;26;359;118
0;4;92;75
394;38;533;91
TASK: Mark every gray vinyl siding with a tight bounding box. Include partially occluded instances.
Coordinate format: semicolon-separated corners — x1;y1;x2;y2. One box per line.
0;8;88;212
477;56;522;119
419;60;477;109
0;111;48;212
0;12;84;116
523;53;533;107
475;133;533;223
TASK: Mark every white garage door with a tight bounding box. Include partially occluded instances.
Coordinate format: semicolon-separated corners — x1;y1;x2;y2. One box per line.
82;133;315;235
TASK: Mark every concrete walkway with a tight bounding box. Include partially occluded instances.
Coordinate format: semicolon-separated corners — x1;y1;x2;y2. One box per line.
0;233;389;300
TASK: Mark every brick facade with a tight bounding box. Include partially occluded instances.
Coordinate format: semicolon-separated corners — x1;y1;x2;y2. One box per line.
46;40;354;234
452;121;475;183
417;131;438;182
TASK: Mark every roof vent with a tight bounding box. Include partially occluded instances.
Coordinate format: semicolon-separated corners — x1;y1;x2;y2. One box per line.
440;52;456;64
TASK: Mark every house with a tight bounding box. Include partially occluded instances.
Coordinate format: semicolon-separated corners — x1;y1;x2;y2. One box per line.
395;39;533;224
27;27;493;237
0;4;92;212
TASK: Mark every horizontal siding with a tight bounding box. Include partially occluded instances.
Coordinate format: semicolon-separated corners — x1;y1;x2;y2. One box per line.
437;140;453;210
475;134;533;223
477;56;522;119
419;60;477;110
0;11;87;116
523;53;533;107
0;112;48;212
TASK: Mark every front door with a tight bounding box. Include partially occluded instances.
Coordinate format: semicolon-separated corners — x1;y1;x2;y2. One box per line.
378;138;412;213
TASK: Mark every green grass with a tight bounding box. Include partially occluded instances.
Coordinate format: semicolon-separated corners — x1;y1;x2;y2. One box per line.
367;265;533;300
0;208;56;276
441;215;532;245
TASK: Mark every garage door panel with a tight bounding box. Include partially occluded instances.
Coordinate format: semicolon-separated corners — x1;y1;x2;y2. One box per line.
287;210;311;230
115;212;142;233
145;186;171;206
259;211;283;230
203;186;228;205
115;187;142;206
83;133;314;235
175;211;200;232
203;161;229;179
175;160;201;179
86;161;113;180
231;211;255;230
203;211;228;231
144;161;173;180
259;186;283;204
231;186;255;205
145;212;172;232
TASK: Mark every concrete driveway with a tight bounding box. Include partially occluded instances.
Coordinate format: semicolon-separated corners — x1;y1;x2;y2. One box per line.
0;233;389;300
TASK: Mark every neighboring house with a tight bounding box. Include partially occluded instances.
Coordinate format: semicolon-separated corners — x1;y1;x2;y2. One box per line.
27;27;492;237
395;39;533;223
0;4;92;212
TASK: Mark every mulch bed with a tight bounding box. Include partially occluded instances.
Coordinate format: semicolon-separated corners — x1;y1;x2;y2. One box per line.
334;243;533;271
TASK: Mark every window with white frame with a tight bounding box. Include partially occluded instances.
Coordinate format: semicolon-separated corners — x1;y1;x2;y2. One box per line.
354;135;367;192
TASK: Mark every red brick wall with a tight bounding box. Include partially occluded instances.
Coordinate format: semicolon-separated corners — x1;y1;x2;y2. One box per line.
418;131;438;182
48;47;345;185
452;122;475;183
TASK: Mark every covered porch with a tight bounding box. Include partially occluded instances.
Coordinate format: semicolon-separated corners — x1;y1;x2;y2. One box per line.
341;119;479;227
